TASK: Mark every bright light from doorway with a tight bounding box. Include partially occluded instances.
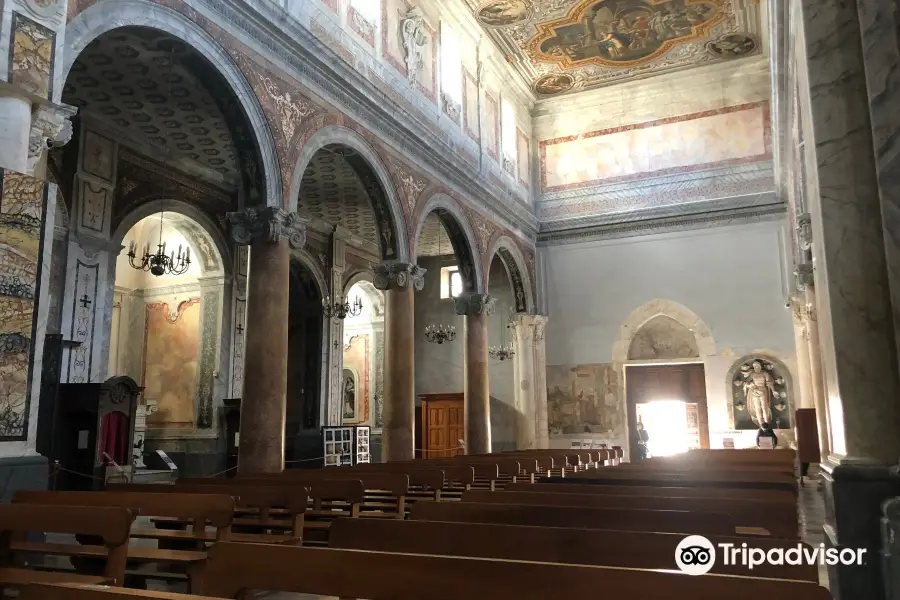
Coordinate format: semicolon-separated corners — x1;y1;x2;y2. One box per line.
640;400;689;458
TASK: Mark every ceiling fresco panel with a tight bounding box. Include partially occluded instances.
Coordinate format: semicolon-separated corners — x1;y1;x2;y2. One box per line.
470;0;762;96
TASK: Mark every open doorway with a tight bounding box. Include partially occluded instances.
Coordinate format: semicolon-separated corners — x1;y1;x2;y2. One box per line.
625;364;710;459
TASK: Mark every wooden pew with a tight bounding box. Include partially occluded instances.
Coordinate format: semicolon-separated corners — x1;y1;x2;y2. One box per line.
461;489;798;539
559;468;797;493
409;500;743;536
327;517;818;582
107;483;307;543
0;504;133;590
508;480;797;504
192;543;832;599
20;584;223;599
13;491;232;591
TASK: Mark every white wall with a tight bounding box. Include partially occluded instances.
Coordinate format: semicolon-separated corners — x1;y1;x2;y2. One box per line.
543;219;796;449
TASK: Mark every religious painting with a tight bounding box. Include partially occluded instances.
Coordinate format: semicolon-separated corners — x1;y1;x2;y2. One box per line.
485;93;500;160
475;0;533;27
143;299;201;428
727;356;792;431
463;69;480;142
0;170;46;440
547;363;624;437
343;334;371;423
342;368;358;422
528;0;724;68
533;73;575;96
707;33;758;58
540;101;769;191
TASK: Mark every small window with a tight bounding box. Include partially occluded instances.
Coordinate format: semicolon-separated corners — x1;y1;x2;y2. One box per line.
440;266;463;299
440;22;462;105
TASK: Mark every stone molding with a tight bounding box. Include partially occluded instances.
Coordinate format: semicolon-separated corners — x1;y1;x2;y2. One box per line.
29;103;76;173
611;299;716;363
454;293;496;316
227;207;308;248
373;261;425;291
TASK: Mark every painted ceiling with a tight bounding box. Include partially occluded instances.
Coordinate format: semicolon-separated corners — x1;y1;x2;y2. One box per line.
63;28;242;189
469;0;762;96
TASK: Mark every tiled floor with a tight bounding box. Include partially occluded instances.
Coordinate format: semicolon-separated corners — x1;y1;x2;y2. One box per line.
799;469;830;589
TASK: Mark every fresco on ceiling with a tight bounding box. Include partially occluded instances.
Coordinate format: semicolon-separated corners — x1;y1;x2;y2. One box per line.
530;0;723;67
533;73;576;95
476;0;534;27
707;33;758;58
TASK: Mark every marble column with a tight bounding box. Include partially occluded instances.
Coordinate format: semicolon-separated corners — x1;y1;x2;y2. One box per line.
511;316;536;450
788;294;814;410
796;0;900;597
374;262;424;461
532;316;550;449
456;293;495;454
227;208;307;474
803;285;831;459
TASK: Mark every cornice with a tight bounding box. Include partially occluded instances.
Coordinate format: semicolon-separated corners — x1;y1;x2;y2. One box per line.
195;0;538;238
537;204;786;246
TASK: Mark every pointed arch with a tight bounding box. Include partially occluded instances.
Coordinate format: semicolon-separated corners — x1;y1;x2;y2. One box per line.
612;299;716;363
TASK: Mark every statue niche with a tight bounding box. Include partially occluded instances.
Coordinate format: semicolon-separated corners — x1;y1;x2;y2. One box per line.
342;368;359;423
728;357;792;430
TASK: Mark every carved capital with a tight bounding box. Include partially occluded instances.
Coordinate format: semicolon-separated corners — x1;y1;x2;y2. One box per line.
454;293;496;316
794;261;814;289
441;92;461;122
226;207;307;249
796;212;812;251
28;103;76;173
373;261;426;291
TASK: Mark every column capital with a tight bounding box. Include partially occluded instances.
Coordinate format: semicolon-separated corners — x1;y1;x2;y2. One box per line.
226;207;307;249
794;262;814;290
373;261;425;291
454;293;496;316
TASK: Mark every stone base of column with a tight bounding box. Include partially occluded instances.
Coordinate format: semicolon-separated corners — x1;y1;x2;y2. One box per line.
821;457;900;600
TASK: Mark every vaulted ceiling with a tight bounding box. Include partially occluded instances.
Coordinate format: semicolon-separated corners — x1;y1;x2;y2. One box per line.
468;0;763;97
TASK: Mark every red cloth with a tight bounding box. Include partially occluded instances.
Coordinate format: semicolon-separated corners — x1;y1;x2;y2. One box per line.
99;411;128;465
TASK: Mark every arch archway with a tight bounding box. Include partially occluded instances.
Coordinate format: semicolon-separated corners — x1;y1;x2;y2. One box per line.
486;235;533;313
64;1;282;208
612;299;716;364
289;126;409;262
412;194;483;293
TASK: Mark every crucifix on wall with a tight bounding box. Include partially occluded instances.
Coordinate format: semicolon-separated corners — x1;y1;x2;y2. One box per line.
80;294;92;309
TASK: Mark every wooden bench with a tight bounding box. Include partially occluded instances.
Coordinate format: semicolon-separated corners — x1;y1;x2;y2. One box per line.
409;500;745;536
559;470;797;493
107;483;307;543
327;517;818;581
509;481;797;503
20;583;224;599
192;542;832;599
13;491;233;591
0;504;133;591
461;489;798;539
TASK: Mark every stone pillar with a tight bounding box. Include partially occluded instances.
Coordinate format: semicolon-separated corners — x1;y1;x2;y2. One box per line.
511;316;536;450
796;1;900;597
374;262;424;461
455;293;495;454
803;285;831;459
326;228;349;426
532;316;549;449
788;295;814;410
227;208;307;474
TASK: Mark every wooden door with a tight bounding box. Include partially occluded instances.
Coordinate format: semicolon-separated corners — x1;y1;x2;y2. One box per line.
625;364;710;457
419;393;464;458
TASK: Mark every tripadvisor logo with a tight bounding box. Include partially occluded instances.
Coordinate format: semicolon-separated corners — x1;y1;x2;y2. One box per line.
674;535;867;576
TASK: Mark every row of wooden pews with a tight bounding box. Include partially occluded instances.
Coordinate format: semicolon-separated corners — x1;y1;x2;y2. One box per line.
9;447;832;599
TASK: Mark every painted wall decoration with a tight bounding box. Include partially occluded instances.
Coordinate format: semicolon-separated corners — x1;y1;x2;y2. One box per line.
343;334;371;423
533;73;575;96
485;93;500;161
143;299;201;428
463;69;480;142
516;128;530;187
475;0;533;27
0;170;46;439
547;363;624;436
728;356;792;431
707;33;758;59
540;102;770;191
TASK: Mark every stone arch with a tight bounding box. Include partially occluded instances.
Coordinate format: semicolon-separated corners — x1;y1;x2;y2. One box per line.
412;193;484;293
627;316;700;360
486;235;533;313
63;0;283;209
111;199;230;278
289;126;409;262
612;299;715;363
343;272;385;317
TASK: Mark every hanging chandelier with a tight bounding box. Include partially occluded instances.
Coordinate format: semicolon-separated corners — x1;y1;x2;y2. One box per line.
489;311;515;361
424;220;457;345
425;324;456;344
322;295;363;320
127;211;191;277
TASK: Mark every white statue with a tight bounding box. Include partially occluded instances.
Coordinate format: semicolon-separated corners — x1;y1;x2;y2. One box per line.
399;6;427;82
742;361;776;426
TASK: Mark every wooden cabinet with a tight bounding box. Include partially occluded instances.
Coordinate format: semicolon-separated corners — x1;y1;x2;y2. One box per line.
419;393;464;459
795;408;820;463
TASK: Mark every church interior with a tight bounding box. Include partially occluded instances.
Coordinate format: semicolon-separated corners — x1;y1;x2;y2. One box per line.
0;0;896;598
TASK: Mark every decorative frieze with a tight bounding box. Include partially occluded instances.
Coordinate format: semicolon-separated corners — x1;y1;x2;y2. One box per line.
373;261;425;291
227;207;308;249
454;293;496;316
